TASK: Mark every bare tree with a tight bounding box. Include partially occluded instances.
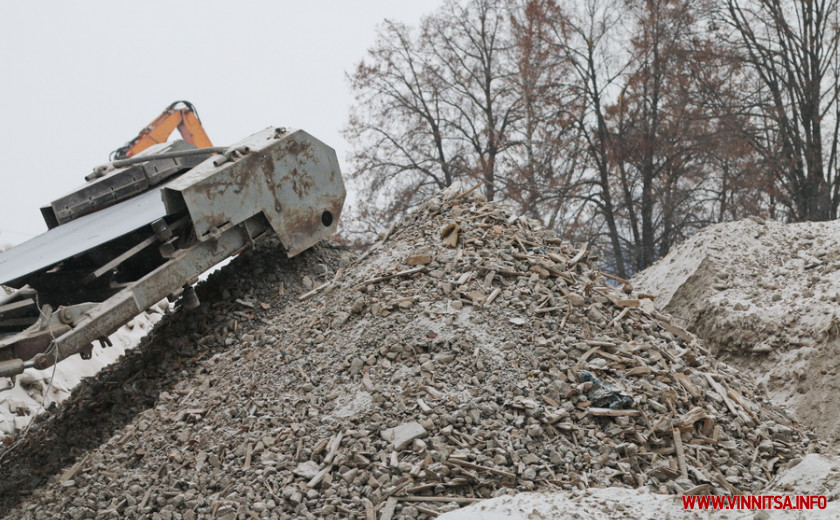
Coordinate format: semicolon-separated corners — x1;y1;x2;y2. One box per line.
555;0;634;275
344;19;463;239
722;0;840;220
556;0;755;274
504;0;587;231
424;0;523;202
345;0;525;241
346;0;575;241
343;0;774;271
611;0;725;269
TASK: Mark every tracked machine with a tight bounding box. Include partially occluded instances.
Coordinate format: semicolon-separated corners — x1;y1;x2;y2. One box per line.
0;103;345;379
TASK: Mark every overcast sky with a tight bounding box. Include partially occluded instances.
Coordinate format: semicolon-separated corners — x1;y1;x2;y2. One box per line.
0;1;443;245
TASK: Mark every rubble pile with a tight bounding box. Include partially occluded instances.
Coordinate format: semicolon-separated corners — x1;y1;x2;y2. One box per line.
634;217;840;443
1;193;814;520
0;243;350;517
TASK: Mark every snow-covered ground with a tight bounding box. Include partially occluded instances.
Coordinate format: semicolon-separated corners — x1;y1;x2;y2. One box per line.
441;455;840;519
0;305;165;437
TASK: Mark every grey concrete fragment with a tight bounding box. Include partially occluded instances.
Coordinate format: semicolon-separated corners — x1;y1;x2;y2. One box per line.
381;421;428;450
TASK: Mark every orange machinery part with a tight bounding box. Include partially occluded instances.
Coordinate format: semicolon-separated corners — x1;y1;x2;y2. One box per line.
117;101;213;158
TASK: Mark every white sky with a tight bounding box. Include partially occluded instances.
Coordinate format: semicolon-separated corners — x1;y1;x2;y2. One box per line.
0;0;443;244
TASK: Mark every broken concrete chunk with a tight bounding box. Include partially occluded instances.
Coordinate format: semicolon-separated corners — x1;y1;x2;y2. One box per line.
293;460;321;479
567;293;586;306
466;290;486;304
348;358;364;375
350;298;365;314
380;421;428;450
331;311;350;329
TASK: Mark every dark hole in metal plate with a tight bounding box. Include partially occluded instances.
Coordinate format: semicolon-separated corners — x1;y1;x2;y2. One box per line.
321;211;333;227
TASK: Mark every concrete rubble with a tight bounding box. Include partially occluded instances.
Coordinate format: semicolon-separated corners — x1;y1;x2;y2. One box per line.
0;193;826;519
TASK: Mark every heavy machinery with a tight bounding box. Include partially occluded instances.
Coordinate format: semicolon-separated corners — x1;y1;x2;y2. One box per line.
111;100;213;160
0;107;345;379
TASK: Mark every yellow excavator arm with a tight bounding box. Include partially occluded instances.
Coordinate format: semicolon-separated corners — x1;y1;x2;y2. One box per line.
112;100;213;160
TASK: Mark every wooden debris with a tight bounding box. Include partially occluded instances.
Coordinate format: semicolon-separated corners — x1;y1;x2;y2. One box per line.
599;271;631;286
704;373;754;426
298;283;331;301
625;366;653;376
674;373;702;400
587;408;640;417
380;497;398;520
59;454;90;483
607;307;631;328
676;407;711;429
362;498;376;520
673;428;689;480
456;181;484;199
570;242;588;264
417;398;432;413
306;464;332;488
683;484;713;495
440;223;460;248
243;444;253;470
323;432;343;465
396;496;483;505
614;299;640;308
405;253;433;266
355;266;427;288
446;457;516;480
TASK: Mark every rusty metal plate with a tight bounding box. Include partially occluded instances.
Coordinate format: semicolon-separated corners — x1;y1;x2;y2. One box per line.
162;128;345;256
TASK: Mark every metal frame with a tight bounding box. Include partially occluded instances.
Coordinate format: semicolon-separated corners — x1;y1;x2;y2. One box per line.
0;127;345;378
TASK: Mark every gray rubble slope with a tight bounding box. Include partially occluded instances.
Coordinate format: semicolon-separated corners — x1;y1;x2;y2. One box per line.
0;240;349;517
1;196;816;520
633;217;840;443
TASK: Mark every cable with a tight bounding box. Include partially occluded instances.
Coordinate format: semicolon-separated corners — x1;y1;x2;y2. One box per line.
89;147;229;180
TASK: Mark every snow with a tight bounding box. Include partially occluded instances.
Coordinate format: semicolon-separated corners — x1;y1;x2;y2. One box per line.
634;217;840;351
0;306;166;437
441;454;840;520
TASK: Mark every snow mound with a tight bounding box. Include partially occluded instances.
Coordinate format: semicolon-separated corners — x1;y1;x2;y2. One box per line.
768;454;840;499
442;455;840;519
633;217;840;443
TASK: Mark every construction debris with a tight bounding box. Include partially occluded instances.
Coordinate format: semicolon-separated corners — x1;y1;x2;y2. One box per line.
0;194;815;519
634;217;840;444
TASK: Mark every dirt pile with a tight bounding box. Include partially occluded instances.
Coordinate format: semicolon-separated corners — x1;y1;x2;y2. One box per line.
634;217;840;443
1;194;814;519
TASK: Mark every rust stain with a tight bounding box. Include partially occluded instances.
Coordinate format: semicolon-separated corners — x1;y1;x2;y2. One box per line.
282;138;316;162
288;167;314;198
